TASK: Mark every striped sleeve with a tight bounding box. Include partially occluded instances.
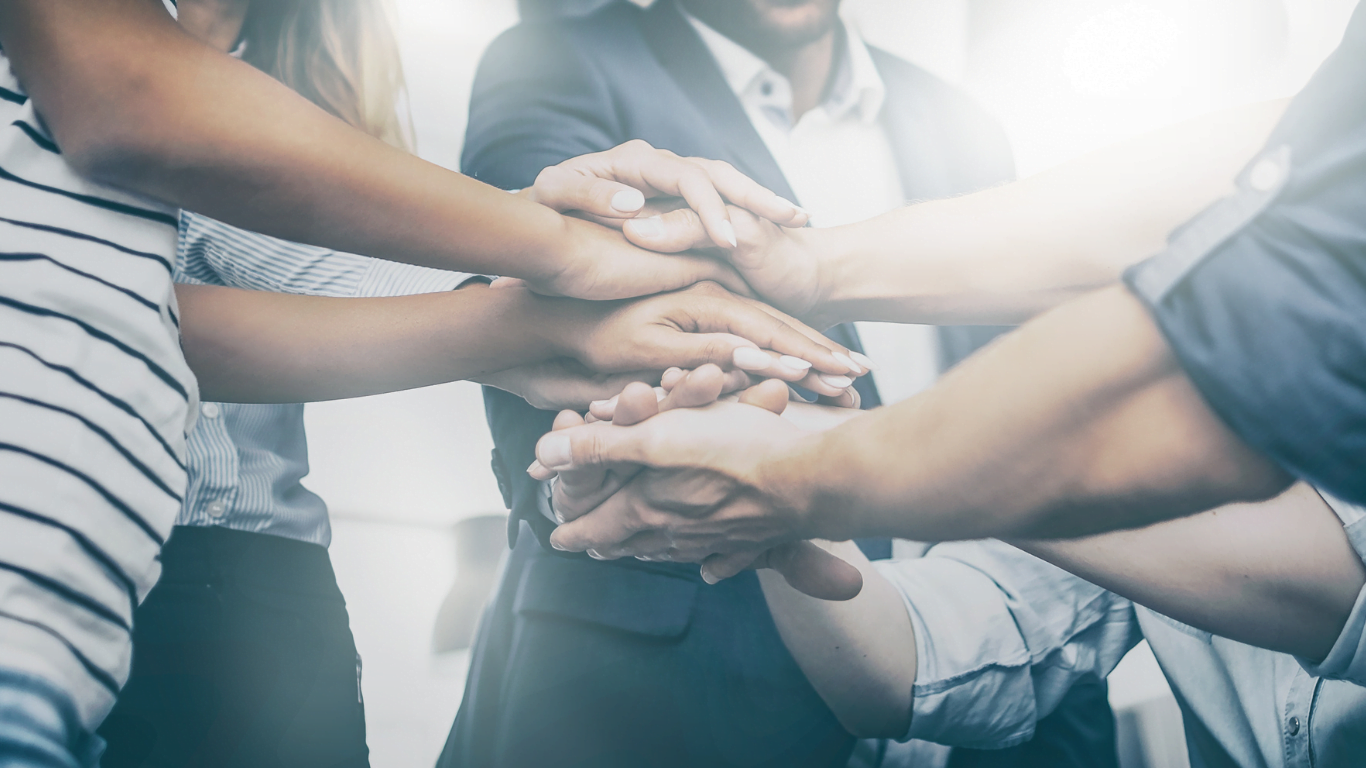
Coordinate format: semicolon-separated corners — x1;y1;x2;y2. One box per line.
178;212;484;298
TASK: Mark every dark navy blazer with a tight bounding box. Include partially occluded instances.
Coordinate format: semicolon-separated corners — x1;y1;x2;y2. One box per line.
439;3;1113;767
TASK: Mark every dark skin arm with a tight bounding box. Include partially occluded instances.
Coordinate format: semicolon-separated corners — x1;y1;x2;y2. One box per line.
0;0;783;300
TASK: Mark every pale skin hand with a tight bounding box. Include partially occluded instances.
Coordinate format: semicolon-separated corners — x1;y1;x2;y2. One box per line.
623;100;1288;327
533;369;864;601
0;0;810;302
535;285;1292;562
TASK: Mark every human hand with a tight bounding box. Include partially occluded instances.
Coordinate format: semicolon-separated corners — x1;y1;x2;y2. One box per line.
546;281;865;399
620;205;840;328
533;369;863;600
519;140;809;250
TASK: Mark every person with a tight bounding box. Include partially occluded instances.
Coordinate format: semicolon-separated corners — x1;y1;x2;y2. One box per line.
531;0;1366;568
553;370;1366;767
442;0;1115;765
0;1;856;766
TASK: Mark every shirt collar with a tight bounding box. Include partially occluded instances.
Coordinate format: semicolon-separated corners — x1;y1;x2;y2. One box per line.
682;7;886;128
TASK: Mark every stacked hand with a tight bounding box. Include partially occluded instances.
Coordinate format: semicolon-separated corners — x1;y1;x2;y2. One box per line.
483;141;855;410
530;365;865;600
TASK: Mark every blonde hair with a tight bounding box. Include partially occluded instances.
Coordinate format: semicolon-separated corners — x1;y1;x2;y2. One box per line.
240;0;414;150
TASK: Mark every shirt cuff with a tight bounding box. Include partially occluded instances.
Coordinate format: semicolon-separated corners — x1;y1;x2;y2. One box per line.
1297;491;1366;685
353;260;493;298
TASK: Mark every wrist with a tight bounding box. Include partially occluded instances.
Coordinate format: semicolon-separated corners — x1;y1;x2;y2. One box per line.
800;225;865;328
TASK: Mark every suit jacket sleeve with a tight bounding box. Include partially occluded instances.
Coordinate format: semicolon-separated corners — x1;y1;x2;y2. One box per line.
463;21;626;550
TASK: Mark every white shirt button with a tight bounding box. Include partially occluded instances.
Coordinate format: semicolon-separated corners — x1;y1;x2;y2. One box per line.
1249;158;1283;192
206;500;227;519
201;402;221;419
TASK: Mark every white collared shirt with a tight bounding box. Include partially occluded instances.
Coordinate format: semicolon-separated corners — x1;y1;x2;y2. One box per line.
684;9;941;407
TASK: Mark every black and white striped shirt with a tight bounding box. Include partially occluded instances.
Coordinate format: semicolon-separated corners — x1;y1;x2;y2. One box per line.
0;46;198;733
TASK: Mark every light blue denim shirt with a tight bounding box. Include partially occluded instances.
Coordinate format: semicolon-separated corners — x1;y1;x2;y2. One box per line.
173;212;479;546
876;493;1366;767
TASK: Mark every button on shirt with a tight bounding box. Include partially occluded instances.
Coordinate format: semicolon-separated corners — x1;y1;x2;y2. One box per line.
174;212;478;546
683;10;941;406
876;494;1366;766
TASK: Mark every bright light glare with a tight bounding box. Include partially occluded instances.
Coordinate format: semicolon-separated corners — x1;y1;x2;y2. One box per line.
1063;3;1183;97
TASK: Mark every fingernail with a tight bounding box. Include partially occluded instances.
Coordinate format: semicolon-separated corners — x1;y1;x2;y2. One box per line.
554;510;565;525
654;387;667;402
611;188;645;213
589;399;609;410
630;215;665;238
778;355;812;372
551;538;567;551
527;460;543;474
850;351;876;371
833;352;861;374
587;549;605;560
733;347;772;371
775;195;800;214
701;567;719;585
819;374;853;389
718;220;738;248
539;434;573;470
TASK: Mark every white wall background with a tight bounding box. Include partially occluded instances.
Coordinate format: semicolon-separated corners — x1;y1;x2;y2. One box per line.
303;2;1360;766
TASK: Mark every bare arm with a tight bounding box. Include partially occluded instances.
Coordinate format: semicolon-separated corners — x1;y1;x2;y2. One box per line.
629;100;1287;326
757;542;915;738
0;0;756;300
178;281;858;403
1018;483;1366;661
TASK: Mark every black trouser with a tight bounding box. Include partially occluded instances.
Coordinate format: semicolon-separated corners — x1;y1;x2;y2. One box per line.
98;526;369;768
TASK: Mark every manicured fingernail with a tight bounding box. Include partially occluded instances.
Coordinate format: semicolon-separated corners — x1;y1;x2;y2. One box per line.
611;188;645;213
551;538;567;551
850;351;876;371
587;549;606;560
819;374;853;389
539;434;573;470
590;399;609;409
654;387;667;402
718;220;738;248
630;216;665;238
733;347;772;371
554;509;565;525
701;567;720;585
778;355;812;372
833;352;861;374
775;196;800;214
527;460;544;475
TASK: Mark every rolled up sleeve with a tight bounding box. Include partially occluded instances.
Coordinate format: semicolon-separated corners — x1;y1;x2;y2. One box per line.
1298;492;1366;685
874;540;1140;749
1122;6;1366;505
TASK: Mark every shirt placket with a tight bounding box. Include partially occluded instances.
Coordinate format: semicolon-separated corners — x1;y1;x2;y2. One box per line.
1282;670;1319;768
195;401;240;524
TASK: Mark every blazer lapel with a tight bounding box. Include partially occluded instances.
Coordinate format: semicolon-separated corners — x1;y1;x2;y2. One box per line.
871;48;956;204
638;0;798;201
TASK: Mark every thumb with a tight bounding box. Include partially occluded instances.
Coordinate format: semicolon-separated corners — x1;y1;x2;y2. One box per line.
622;207;714;253
530;165;646;219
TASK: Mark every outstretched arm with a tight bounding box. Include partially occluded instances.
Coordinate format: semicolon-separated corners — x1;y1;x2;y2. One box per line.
0;0;800;301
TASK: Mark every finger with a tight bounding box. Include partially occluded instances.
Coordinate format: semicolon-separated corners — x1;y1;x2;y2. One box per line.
622;207;713;253
764;542;864;601
587;396;617;421
817;387;861;409
553;409;587;430
684;294;852;375
726;293;863;376
795;369;856;398
698;550;763;585
737;378;791;415
691;158;809;227
548;489;647;553
610;381;662;426
657;364;726;411
530;165;646;219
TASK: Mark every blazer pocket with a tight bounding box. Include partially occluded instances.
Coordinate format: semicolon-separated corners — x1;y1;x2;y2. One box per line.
514;556;698;639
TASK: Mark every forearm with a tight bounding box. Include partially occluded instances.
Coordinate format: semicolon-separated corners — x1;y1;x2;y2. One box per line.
1017;483;1366;660
0;0;568;280
812;100;1288;326
178;282;569;403
757;541;916;738
784;286;1291;542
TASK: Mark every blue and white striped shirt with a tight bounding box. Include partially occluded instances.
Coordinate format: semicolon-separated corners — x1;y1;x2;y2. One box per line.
174;212;478;546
